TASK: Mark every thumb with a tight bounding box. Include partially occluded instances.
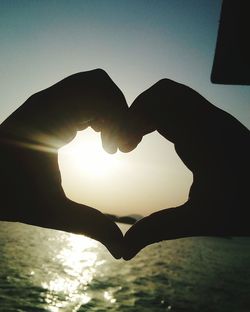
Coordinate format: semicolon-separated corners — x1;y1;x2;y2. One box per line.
123;203;204;260
41;199;124;259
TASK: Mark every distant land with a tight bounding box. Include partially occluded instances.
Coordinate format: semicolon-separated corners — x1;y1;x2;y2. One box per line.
105;214;143;225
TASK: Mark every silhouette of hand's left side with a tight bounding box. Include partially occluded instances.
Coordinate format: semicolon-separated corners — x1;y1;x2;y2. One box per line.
0;69;127;259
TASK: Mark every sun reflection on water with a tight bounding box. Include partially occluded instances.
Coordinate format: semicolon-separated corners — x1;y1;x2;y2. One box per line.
41;232;101;311
104;290;117;304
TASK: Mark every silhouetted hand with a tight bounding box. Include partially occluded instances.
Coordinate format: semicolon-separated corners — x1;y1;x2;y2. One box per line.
0;69;128;259
120;79;250;260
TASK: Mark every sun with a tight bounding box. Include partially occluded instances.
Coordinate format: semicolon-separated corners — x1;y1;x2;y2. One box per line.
59;128;120;178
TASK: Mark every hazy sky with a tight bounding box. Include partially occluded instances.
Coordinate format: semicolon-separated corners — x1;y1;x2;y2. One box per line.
1;0;249;216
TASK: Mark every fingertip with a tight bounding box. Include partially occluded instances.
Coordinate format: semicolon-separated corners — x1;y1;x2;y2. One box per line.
122;251;138;261
123;255;132;261
60;200;124;259
122;228;145;260
118;144;136;153
117;134;142;153
98;223;124;259
105;243;123;259
95;234;123;260
100;130;119;154
103;144;118;154
122;243;143;260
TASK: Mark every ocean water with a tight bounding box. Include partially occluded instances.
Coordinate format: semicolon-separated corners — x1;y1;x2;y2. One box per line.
0;222;250;312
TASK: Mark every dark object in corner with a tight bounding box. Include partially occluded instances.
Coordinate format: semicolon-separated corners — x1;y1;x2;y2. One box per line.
211;0;250;85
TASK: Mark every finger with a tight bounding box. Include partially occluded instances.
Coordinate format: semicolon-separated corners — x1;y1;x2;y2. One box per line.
100;110;130;154
90;118;104;132
89;117;120;154
117;93;155;153
39;199;124;259
101;129;118;154
2;69;128;149
118;80;175;153
123;204;203;260
116;124;143;153
119;79;220;154
131;79;216;136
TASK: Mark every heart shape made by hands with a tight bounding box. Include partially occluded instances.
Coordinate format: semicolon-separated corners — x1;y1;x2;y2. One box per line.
59;127;193;224
2;70;248;259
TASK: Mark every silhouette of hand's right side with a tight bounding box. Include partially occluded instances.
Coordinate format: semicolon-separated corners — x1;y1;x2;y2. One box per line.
120;79;250;260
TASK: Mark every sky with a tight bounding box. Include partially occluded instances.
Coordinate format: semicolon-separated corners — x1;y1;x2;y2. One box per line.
0;0;249;217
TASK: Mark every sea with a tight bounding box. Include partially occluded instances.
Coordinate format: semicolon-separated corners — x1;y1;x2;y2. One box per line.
0;221;250;312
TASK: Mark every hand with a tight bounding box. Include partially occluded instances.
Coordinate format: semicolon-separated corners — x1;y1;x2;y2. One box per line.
0;69;128;259
120;79;250;260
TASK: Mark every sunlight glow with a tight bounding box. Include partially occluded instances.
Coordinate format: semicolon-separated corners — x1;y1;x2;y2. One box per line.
104;290;117;304
59;128;120;178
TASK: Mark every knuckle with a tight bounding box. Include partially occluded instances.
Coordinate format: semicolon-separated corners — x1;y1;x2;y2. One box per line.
155;78;178;89
92;68;109;78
